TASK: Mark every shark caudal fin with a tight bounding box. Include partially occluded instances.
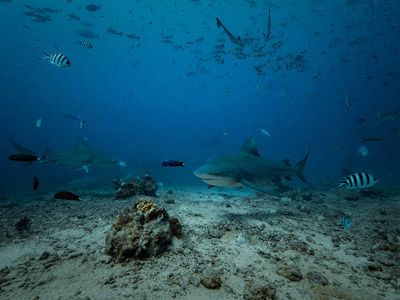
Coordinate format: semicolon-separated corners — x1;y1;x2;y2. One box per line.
216;17;222;28
294;143;310;184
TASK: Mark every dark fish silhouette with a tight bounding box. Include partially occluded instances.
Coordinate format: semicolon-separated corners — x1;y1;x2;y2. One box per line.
9;154;39;162
162;160;185;167
216;17;245;47
86;4;101;12
33;176;39;191
54;191;81;201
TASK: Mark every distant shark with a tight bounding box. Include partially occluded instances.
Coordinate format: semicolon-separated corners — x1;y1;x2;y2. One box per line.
193;137;310;197
216;17;245;47
9;138;126;173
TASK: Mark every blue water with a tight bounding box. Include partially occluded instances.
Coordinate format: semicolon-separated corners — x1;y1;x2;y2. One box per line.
1;0;399;193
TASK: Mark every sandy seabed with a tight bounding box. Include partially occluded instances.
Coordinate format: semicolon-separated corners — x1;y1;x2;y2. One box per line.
0;186;399;300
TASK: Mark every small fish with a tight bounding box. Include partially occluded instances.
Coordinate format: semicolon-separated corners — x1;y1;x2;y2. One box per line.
80;120;85;129
36;118;43;127
77;41;93;49
342;217;352;229
76;29;99;39
162;160;185;167
263;8;272;42
358;146;369;157
345;90;351;107
226;87;231;93
42;51;71;68
321;141;338;149
33;176;39;191
222;132;228;136
259;128;270;136
361;135;386;143
67;13;80;21
86;4;101;12
125;33;140;40
337;173;378;190
54;191;81;201
8;154;40;162
107;27;123;36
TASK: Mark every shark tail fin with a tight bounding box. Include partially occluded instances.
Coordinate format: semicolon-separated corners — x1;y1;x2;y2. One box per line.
216;17;222;28
294;143;310;184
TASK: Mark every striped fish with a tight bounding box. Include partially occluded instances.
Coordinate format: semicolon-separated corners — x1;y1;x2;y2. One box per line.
337;173;378;190
42;51;71;67
77;41;93;49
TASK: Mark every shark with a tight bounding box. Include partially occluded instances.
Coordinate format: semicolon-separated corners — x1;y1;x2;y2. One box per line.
9;138;126;173
193;137;310;197
216;17;246;47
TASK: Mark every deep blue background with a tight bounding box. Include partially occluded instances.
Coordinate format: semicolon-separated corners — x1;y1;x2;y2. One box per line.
1;0;399;194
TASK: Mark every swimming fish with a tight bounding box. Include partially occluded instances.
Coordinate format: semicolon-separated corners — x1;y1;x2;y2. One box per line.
357;146;369;157
33;176;39;191
42;51;71;68
263;9;272;42
162;160;185;167
321;142;339;149
216;17;245;47
361;135;386;143
60;113;85;128
125;33;140;40
36;118;43;127
8;154;41;162
337;173;378;190
345;90;351;107
107;27;123;36
342;217;352;229
77;41;93;49
54;191;81;201
86;4;101;12
259;128;271;136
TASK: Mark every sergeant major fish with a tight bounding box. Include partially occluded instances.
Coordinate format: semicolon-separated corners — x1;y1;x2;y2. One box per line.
42;51;71;67
77;41;93;49
337;172;378;190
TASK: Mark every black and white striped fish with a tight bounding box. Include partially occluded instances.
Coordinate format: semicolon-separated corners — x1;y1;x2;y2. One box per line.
337;173;378;190
42;51;71;67
77;41;93;49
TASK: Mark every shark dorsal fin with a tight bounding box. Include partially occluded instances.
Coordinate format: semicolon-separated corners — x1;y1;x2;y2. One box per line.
239;136;260;156
75;138;90;149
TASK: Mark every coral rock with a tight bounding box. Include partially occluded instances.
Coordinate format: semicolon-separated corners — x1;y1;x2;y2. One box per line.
113;174;158;199
104;198;181;261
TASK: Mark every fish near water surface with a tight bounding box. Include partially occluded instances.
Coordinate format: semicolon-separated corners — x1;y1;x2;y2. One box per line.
194;137;310;197
216;17;245;47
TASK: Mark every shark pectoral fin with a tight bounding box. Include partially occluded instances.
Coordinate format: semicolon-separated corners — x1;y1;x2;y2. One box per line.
240;179;282;197
284;175;292;181
73;165;91;173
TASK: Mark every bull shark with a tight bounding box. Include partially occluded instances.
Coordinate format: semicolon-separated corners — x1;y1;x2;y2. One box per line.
193;137;310;197
9;138;126;173
216;17;245;47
